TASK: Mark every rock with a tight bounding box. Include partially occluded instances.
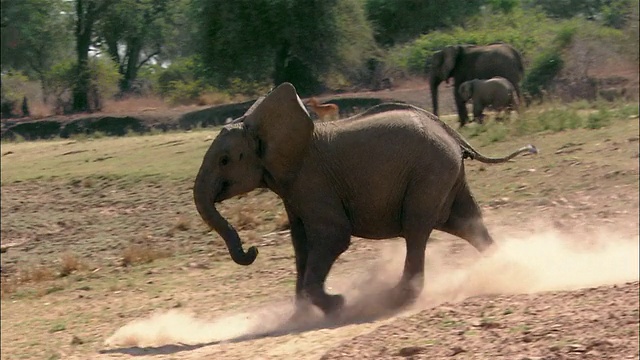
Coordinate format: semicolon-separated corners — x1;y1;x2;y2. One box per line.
450;346;466;356
396;346;427;357
567;344;586;353
71;335;84;345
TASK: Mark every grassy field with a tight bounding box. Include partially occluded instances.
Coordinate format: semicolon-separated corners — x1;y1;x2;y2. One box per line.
0;101;638;359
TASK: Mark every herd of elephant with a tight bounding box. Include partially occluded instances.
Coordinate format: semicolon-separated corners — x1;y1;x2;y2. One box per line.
429;42;524;127
307;42;524;128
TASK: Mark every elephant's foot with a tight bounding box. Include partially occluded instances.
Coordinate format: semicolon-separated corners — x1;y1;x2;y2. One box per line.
316;293;345;318
288;299;315;325
387;281;422;310
291;292;345;322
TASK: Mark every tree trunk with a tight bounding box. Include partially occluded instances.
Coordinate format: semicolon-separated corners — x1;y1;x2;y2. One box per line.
120;39;142;93
72;0;95;113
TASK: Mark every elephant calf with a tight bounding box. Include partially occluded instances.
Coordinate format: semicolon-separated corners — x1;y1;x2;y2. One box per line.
459;77;519;124
194;83;536;318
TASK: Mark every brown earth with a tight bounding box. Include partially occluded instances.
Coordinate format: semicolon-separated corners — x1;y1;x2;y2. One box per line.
1;82;639;359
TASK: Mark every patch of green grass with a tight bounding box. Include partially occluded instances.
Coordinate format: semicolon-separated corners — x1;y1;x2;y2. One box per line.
48;322;66;333
1;129;221;183
585;108;612;129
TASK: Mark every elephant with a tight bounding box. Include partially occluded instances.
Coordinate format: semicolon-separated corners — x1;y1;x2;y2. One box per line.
193;83;537;317
429;43;524;127
458;77;520;124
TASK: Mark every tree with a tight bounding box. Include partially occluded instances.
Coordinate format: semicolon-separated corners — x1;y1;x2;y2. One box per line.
194;0;377;95
72;0;114;112
365;0;486;47
1;0;73;102
97;0;188;94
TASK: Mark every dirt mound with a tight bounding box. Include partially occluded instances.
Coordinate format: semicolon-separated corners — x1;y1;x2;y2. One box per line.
322;281;639;359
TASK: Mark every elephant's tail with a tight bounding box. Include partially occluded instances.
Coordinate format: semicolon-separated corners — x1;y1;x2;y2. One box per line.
402;104;538;163
462;144;537;164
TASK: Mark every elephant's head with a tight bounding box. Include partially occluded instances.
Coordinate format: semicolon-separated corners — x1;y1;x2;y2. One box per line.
429;45;462;116
193;83;314;266
458;80;475;102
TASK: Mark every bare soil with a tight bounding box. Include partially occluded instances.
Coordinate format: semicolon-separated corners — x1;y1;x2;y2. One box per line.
1;84;638;359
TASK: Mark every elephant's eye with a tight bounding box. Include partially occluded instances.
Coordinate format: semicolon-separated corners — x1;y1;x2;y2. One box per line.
239;153;244;160
219;155;230;166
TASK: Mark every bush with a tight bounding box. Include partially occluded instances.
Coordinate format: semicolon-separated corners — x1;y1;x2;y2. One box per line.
0;72;30;117
45;58;121;114
522;49;564;98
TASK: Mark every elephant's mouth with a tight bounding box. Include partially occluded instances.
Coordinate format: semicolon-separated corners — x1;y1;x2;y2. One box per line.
214;180;232;202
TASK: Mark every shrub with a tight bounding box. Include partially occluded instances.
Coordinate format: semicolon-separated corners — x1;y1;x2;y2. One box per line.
522;49;564;98
45;58;121;113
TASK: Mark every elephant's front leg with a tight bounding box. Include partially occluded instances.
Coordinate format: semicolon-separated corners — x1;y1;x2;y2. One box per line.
472;100;485;124
453;85;470;127
300;223;351;316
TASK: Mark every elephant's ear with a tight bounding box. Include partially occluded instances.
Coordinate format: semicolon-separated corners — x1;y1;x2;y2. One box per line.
229;96;266;124
442;45;462;78
243;82;314;181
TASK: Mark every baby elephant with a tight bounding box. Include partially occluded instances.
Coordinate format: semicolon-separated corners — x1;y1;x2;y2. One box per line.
458;77;519;124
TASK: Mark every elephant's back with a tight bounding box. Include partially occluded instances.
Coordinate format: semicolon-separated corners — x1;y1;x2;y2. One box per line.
314;109;464;238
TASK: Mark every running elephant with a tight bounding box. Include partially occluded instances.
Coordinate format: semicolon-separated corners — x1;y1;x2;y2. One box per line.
193;83;537;317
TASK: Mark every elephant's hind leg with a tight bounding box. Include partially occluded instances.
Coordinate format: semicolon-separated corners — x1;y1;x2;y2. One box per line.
389;227;432;309
437;183;495;253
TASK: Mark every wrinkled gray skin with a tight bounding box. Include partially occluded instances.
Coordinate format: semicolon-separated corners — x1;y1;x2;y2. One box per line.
459;77;520;124
429;43;524;127
193;83;537;317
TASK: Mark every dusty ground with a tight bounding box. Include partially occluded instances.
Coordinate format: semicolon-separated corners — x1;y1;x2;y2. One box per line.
0;85;638;359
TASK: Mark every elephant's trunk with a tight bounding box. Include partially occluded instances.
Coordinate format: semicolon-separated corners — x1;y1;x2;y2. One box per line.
193;169;258;266
430;76;441;116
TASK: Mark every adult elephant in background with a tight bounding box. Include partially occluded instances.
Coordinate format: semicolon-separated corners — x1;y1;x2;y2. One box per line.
193;82;537;318
429;43;524;127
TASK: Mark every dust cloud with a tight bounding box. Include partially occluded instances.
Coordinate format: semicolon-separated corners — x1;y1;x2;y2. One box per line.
105;228;639;348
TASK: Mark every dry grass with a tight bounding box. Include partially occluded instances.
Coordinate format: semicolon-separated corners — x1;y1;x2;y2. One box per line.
58;252;86;277
121;243;172;267
197;91;251;107
233;207;258;230
27;100;55;118
20;266;56;283
166;215;192;237
101;96;170;114
274;212;290;231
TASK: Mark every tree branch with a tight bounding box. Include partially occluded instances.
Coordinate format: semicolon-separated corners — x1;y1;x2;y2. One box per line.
137;49;161;69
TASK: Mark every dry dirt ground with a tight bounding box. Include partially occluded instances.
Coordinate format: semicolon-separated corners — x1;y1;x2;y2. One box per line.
1;88;639;359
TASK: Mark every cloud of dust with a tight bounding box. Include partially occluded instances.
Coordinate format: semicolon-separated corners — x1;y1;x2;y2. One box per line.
418;229;640;307
104;228;639;349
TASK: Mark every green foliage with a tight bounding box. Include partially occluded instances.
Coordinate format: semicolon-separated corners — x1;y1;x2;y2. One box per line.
522;49;564;97
193;0;378;93
585;108;612;129
165;80;207;106
226;78;270;97
98;0;189;93
395;8;553;75
155;57;213;104
1;72;31;104
0;0;73;77
365;0;485;47
45;57;121;113
487;0;520;14
523;0;634;29
156;57;203;96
